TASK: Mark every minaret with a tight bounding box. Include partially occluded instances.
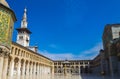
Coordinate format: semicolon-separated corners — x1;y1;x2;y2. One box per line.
21;8;28;28
16;8;31;47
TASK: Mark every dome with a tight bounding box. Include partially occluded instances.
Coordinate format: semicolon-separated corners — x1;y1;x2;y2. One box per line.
0;0;10;8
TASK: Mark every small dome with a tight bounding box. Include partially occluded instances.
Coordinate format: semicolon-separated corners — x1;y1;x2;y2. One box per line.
0;0;10;8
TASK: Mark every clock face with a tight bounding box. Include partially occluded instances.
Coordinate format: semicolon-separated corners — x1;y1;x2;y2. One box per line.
0;9;11;48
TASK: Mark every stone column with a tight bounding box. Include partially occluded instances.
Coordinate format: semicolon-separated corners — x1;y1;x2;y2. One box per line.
49;67;51;74
0;46;10;79
36;64;39;79
2;56;9;79
21;61;26;79
0;54;4;79
52;65;54;76
41;65;43;79
44;66;46;75
11;47;15;55
30;63;33;79
44;65;46;79
26;61;30;79
32;64;34;79
46;67;49;75
83;62;85;73
78;66;80;74
17;59;21;79
40;65;42;79
38;65;40;78
79;66;81;74
43;65;45;75
39;65;40;77
8;58;14;79
33;63;36;79
109;56;118;76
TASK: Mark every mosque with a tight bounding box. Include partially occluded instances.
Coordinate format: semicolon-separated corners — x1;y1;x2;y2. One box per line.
0;0;120;79
0;1;54;79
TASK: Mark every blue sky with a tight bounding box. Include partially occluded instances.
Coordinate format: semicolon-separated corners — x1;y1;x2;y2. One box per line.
7;0;120;60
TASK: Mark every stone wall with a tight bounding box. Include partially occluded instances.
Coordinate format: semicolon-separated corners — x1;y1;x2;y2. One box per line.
91;66;101;75
118;61;120;75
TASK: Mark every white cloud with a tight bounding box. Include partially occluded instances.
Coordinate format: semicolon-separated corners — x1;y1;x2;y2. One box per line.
39;50;74;60
79;42;103;59
38;42;103;60
82;42;103;54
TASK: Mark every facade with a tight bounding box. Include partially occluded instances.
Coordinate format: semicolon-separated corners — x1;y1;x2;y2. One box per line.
114;38;120;74
8;42;54;79
0;1;54;79
0;0;120;79
102;24;120;57
102;24;120;75
100;38;120;75
91;24;120;76
54;60;91;75
91;54;101;74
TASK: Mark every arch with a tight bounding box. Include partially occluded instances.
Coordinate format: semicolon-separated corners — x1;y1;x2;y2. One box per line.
25;60;29;75
80;66;83;73
71;66;74;73
21;50;23;56
23;51;25;57
58;66;61;68
76;66;79;68
58;70;61;73
21;59;25;75
7;56;14;75
14;57;20;75
33;62;35;65
18;49;20;56
14;57;19;63
54;66;57;68
25;60;29;65
21;59;25;64
25;52;27;58
84;66;89;73
15;48;18;55
80;62;83;65
11;47;14;54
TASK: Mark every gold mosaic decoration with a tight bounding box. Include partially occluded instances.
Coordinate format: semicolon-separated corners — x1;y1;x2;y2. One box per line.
0;9;11;48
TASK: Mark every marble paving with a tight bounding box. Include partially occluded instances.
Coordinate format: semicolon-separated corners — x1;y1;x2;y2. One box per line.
46;74;120;79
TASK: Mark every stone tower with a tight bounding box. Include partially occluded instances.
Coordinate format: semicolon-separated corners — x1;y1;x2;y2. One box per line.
0;0;16;79
16;8;31;47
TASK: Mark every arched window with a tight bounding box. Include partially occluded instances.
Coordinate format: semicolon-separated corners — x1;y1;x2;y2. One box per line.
18;49;20;56
11;47;14;54
15;48;17;55
21;51;23;56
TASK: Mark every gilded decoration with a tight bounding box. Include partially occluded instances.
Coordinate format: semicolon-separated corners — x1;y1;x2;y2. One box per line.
0;9;11;48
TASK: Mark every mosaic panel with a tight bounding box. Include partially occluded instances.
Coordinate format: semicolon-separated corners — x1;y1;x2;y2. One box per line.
0;9;11;48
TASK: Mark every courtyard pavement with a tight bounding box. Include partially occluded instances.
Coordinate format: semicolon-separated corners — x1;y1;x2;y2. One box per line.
52;74;120;79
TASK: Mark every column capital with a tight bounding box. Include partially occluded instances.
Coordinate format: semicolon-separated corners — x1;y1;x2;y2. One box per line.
0;45;10;57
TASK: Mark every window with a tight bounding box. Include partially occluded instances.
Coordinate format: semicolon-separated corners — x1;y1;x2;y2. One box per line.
19;36;23;40
26;37;29;42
